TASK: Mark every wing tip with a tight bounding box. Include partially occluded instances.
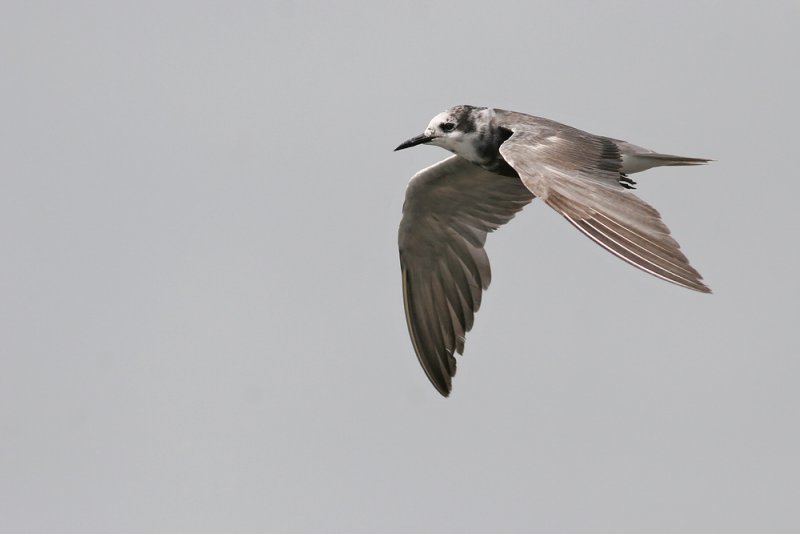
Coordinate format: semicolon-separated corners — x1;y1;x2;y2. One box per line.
434;383;452;397
692;282;713;294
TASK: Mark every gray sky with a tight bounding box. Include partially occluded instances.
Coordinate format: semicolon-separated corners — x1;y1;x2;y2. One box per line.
2;1;798;533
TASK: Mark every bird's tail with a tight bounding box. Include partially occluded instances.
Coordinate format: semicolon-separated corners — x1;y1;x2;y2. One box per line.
633;153;711;166
611;138;712;174
620;151;712;174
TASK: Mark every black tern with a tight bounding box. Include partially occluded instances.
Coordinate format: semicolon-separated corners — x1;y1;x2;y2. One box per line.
395;105;711;396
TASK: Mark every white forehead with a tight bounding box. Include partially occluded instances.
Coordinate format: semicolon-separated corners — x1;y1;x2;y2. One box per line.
426;111;453;130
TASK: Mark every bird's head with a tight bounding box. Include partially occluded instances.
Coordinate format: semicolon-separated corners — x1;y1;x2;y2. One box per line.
395;105;493;161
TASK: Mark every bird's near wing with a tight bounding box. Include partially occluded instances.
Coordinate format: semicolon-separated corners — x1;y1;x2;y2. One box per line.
399;155;534;396
495;110;710;293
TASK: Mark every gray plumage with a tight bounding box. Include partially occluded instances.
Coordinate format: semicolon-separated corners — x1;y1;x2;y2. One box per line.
395;105;711;396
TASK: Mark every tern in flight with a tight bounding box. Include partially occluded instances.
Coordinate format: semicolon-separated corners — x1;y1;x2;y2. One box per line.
395;105;711;396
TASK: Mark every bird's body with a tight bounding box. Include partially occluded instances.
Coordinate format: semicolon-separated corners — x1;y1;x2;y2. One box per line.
395;105;711;396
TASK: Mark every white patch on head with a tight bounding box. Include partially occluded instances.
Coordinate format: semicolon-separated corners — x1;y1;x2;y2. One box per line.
428;111;450;127
423;108;487;164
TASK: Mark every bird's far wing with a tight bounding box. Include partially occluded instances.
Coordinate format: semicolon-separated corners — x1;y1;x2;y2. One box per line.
399;155;535;396
495;110;710;293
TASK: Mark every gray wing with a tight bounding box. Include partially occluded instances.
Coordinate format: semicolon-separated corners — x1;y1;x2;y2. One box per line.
495;110;710;293
399;155;534;396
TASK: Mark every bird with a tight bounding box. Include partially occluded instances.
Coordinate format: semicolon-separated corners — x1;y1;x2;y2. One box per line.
394;105;711;397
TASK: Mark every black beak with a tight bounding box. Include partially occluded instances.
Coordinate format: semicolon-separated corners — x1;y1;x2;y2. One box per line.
394;133;433;151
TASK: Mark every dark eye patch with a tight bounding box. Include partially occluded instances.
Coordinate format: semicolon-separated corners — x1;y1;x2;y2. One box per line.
441;122;455;132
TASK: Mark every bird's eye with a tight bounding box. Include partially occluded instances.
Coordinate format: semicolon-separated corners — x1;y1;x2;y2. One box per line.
441;122;455;132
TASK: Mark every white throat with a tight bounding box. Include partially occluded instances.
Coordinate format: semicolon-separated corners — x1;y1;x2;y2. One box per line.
431;134;484;164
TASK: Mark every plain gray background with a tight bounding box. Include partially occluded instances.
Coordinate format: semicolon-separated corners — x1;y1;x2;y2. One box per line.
2;1;798;533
